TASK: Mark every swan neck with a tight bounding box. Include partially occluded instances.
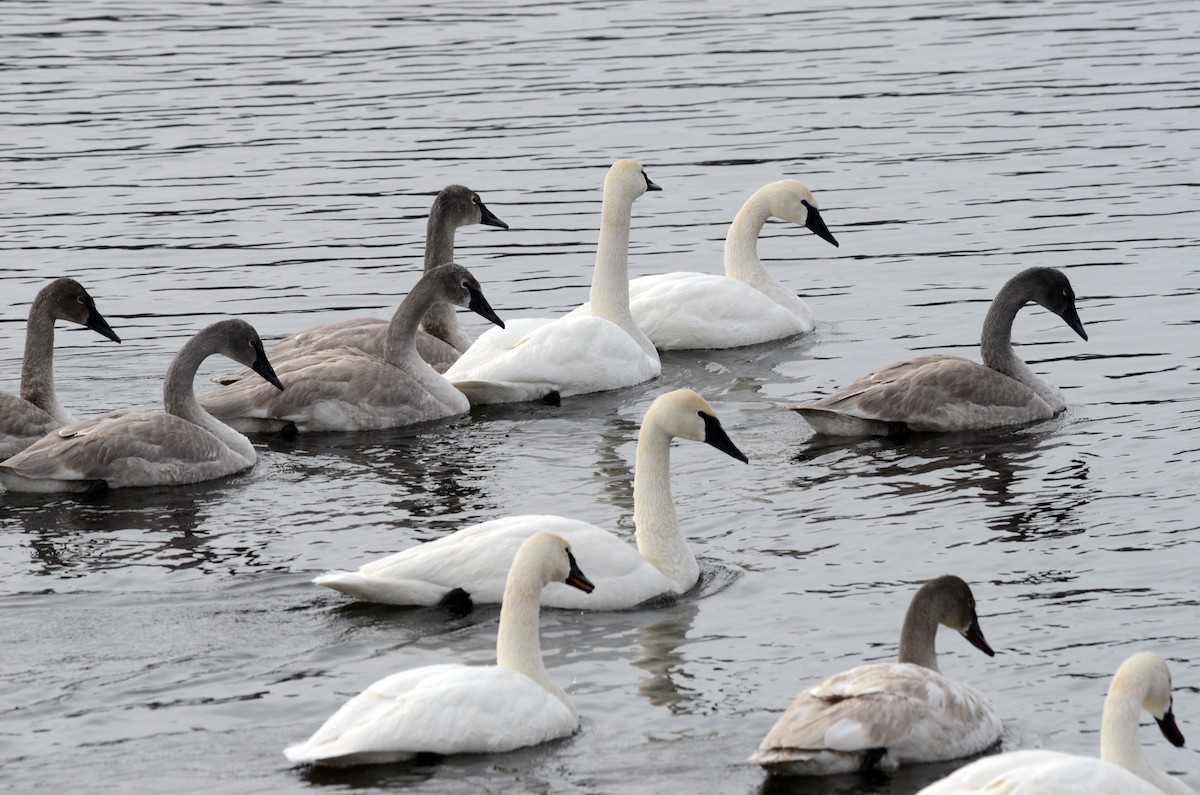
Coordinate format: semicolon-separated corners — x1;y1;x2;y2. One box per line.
632;422;697;592
383;276;439;366
420;204;470;351
163;334;256;458
979;279;1065;411
723;192;770;283
496;577;573;712
588;190;657;358
897;595;941;671
20;293;67;421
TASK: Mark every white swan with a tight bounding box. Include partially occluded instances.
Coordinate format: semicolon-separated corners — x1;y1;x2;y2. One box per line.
284;531;595;767
750;575;1001;776
572;179;839;350
314;388;748;610
211;185;507;385
0;277;121;460
0;319;283;492
199;263;504;433
917;652;1194;795
793;266;1088;436
443;159;661;405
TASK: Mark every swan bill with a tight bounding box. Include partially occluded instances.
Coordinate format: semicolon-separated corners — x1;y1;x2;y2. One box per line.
1157;704;1186;747
250;345;286;391
1060;304;1088;341
962;616;995;657
564;549;594;594
467;286;505;329
801;201;839;248
85;306;122;344
643;171;662;192
478;200;508;230
699;412;749;464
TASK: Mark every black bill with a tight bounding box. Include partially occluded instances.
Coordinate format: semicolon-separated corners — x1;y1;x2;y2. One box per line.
85;306;121;344
564;549;594;594
644;171;662;192
251;345;285;391
700;412;749;463
963;615;996;657
1060;305;1088;341
468;285;505;329
803;201;839;248
479;200;508;230
1157;704;1186;747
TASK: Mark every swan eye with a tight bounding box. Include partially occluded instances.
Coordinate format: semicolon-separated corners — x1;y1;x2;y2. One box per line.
76;296;86;305
461;280;469;289
472;195;479;205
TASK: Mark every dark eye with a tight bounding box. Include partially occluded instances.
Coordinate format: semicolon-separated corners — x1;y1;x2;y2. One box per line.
76;296;86;305
472;196;480;205
461;281;469;289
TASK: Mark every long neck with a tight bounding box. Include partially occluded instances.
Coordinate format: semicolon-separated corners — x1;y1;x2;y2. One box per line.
496;576;574;714
421;203;471;352
588;191;657;359
632;421;698;592
897;599;940;671
383;275;442;367
163;335;254;459
19;292;70;422
979;281;1064;411
723;191;810;314
1099;683;1186;793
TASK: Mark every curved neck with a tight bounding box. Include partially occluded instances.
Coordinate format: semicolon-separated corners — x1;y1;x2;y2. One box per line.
632;422;697;592
897;597;941;671
979;280;1064;411
383;275;442;367
20;291;70;422
496;576;574;714
420;203;471;352
1099;681;1185;793
588;191;657;359
723;190;811;314
163;334;254;459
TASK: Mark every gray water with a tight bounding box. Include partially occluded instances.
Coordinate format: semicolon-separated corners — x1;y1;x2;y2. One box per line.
1;1;1198;792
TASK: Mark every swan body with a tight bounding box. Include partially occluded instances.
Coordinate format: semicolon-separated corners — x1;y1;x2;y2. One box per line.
918;652;1193;795
573;179;839;350
199;264;504;433
750;576;1001;776
0;319;282;492
794;267;1088;435
284;532;594;767
0;278;121;460
444;159;661;405
315;389;748;610
211;185;506;384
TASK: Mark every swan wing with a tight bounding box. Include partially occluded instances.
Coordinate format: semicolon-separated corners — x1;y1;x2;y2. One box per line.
0;393;61;460
445;316;660;404
917;750;1169;795
284;664;576;765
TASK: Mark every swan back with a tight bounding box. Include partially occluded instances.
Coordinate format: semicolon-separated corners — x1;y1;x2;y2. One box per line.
898;575;995;672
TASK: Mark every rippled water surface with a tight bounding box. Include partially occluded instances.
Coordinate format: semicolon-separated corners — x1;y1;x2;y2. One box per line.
2;1;1198;793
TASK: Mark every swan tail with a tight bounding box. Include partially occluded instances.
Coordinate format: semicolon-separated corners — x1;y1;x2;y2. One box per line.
449;379;559;406
0;469;93;494
790;406;895;437
313;571;447;606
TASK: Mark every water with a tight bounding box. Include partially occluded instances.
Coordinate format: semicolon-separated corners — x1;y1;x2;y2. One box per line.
1;0;1198;792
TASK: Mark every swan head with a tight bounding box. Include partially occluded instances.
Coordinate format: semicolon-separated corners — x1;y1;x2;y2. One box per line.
516;532;595;594
206;318;285;391
43;277;122;344
1019;266;1088;341
918;575;995;656
605;159;661;202
426;263;505;329
762;180;839;248
433;184;508;230
645;389;749;464
1111;652;1186;747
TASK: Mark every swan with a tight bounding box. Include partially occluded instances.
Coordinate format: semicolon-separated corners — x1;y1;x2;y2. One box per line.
916;652;1193;795
0;319;283;492
572;179;839;350
198;263;504;433
443;158;661;405
211;184;507;384
0;277;121;460
793;266;1088;435
314;388;748;610
749;575;1001;776
284;531;595;767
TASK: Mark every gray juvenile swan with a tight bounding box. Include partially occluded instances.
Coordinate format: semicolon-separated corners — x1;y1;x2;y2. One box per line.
284;532;594;767
0;319;283;492
0;277;121;459
211;184;507;384
794;266;1087;435
750;575;1001;776
199;263;504;432
917;652;1193;795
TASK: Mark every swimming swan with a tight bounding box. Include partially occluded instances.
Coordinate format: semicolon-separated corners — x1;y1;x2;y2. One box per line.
199;263;504;433
211;184;507;384
443;159;661;405
0;319;283;492
793;266;1087;436
573;179;838;350
917;652;1193;795
284;532;594;767
314;389;748;610
750;575;1001;776
0;277;121;460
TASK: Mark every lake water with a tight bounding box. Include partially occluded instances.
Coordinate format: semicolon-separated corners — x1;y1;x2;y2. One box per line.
1;0;1198;792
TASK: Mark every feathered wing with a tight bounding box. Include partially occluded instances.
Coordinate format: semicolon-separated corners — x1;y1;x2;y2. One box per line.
200;346;468;432
444;316;660;404
917;750;1169;795
0;394;60;460
802;355;1055;432
0;411;243;487
752;663;1001;774
284;665;577;765
319;514;676;610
